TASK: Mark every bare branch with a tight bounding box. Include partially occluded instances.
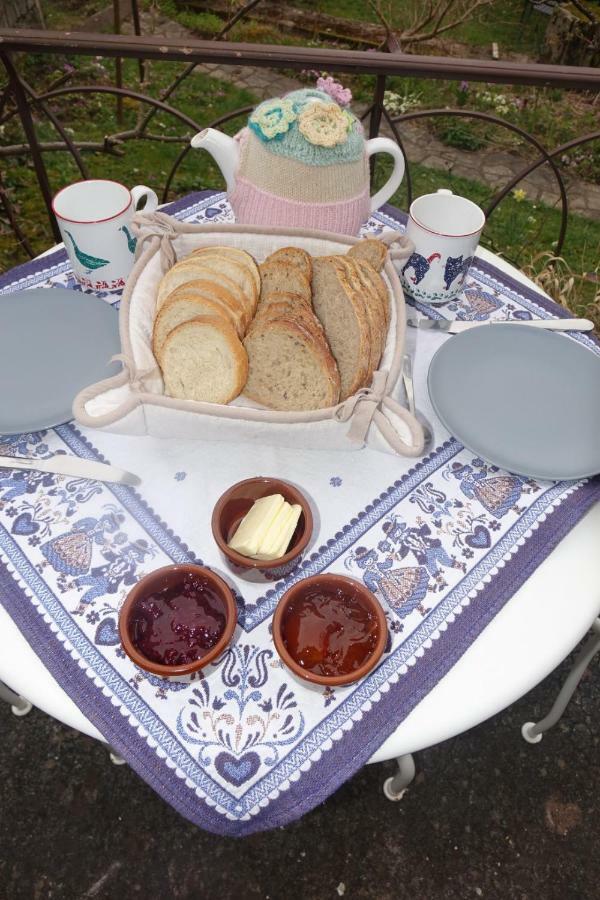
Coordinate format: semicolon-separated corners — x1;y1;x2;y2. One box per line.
217;0;265;40
404;0;493;45
367;1;394;46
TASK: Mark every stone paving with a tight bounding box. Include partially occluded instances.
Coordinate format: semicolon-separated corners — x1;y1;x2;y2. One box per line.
2;641;599;899
122;10;600;221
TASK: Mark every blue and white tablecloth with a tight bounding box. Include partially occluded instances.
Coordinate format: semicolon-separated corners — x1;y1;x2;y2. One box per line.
1;191;598;836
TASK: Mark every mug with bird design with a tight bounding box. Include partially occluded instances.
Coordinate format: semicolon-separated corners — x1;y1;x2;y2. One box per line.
399;189;485;305
52;179;158;292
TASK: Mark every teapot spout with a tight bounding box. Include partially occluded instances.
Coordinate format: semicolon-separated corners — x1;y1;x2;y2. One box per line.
190;127;239;194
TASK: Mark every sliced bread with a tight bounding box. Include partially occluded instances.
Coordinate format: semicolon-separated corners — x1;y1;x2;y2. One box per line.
156;278;247;345
159;315;247;405
312;256;371;399
153;294;235;359
342;257;386;376
243;319;340;411
259;260;312;304
347;238;387;272
263;247;313;281
354;258;390;329
157;257;254;321
192;245;260;302
255;289;313;319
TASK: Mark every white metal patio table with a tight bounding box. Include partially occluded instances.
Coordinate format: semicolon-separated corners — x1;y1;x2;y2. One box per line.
1;196;598;830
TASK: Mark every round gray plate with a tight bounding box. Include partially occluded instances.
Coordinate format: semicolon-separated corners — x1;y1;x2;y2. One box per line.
0;287;121;435
428;324;600;481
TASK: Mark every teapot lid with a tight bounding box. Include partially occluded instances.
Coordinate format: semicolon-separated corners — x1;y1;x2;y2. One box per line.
246;88;364;167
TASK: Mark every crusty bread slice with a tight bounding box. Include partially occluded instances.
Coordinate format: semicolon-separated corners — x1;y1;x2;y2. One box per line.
157;257;254;322
354;258;390;329
259;260;312;304
192;245;260;302
347;238;387;272
254;290;313;324
156;257;251;321
175;256;255;320
263;247;312;281
243;319;340;411
159;315;247;405
342;257;385;377
153;294;233;359
311;256;371;400
159;278;246;339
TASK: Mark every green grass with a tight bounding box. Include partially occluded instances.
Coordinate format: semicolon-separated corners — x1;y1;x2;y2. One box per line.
293;0;547;54
0;57;255;272
373;157;600;324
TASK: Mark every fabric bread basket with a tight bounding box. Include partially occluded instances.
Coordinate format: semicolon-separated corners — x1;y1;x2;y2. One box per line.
73;212;425;457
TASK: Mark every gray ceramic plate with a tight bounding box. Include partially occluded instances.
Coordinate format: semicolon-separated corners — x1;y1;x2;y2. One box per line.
428;324;600;481
0;287;121;435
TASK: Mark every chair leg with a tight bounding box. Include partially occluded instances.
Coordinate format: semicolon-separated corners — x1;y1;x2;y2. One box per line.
522;618;600;744
383;753;416;801
0;680;32;717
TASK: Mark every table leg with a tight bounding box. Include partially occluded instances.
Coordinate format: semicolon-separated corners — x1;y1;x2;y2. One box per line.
108;746;126;766
0;680;32;717
522;617;600;744
383;753;416;801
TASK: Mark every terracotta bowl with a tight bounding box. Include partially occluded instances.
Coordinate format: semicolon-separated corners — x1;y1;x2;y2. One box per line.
211;477;313;578
118;563;237;677
272;573;388;687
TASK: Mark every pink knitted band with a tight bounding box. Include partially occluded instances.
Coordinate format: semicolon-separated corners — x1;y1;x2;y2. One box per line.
229;175;370;236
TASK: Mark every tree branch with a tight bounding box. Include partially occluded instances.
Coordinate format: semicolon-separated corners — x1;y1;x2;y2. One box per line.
404;0;493;45
216;0;265;40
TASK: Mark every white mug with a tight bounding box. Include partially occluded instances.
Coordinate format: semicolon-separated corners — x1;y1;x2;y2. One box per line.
52;179;159;292
399;189;485;304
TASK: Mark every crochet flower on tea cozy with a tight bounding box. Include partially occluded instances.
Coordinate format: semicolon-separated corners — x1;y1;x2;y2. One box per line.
249;97;297;141
298;101;352;148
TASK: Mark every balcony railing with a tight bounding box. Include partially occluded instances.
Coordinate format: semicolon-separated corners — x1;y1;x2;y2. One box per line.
1;27;600;261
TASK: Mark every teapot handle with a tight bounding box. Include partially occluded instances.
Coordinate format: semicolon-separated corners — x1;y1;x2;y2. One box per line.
366;138;406;213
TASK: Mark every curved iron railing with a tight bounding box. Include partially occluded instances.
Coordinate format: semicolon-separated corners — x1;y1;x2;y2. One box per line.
1;28;599;261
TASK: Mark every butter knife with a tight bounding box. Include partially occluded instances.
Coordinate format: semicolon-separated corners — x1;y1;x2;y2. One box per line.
0;455;141;486
406;317;594;334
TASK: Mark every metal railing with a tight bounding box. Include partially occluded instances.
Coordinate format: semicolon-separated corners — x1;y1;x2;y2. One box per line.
1;27;600;259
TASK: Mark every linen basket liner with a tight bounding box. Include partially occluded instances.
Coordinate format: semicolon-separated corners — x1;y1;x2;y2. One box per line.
73;214;425;457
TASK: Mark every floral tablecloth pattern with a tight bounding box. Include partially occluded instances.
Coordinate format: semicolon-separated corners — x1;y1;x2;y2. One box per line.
1;191;598;836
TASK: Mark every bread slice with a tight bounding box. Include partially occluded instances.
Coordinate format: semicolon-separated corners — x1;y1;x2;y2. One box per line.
259;260;312;304
255;290;313;320
243;319;340;411
157;258;254;322
342;257;386;376
157;279;246;342
312;256;371;399
263;247;312;281
347;239;387;272
355;259;390;329
153;294;236;359
159;315;247;405
175;257;255;321
192;246;260;302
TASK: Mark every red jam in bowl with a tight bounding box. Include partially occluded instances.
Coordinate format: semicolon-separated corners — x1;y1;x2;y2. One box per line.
128;573;227;667
281;585;380;677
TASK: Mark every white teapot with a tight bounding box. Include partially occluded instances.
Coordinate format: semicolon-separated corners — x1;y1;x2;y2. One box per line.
191;89;405;235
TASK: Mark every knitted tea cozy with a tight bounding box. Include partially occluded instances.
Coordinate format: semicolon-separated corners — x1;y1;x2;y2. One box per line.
247;88;364;166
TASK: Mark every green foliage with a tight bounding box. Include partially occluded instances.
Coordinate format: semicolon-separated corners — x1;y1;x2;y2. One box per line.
372;157;600;325
175;10;223;35
0;57;255;273
434;121;487;151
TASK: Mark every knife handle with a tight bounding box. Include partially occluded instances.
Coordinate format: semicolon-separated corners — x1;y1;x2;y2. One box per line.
451;318;594;333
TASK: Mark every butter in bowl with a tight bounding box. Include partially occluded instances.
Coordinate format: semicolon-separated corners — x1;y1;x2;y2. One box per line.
211;477;313;578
